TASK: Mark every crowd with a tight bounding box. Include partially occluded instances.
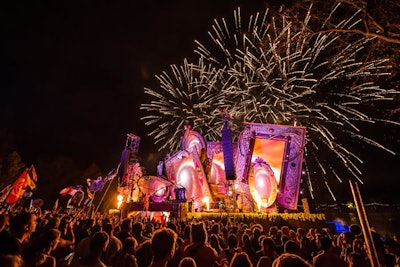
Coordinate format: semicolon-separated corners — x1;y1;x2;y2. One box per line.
0;209;399;267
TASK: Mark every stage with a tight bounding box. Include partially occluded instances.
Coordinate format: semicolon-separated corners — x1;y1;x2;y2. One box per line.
117;123;307;216
186;211;326;230
126;201;181;212
120;201;328;231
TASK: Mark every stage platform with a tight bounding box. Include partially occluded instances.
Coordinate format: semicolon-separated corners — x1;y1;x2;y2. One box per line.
127;201;182;212
123;201;326;229
187;211;328;232
187;211;325;222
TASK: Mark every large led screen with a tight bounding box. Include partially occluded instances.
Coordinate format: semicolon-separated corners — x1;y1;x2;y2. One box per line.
209;148;225;185
251;138;287;184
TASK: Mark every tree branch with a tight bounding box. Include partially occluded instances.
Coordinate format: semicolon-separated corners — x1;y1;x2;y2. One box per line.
313;28;400;44
338;0;385;33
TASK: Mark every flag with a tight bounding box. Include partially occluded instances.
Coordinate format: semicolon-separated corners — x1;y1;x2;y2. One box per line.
0;184;12;204
26;165;37;190
87;176;109;193
68;190;84;208
59;185;82;196
105;164;120;182
59;186;73;196
5;169;28;205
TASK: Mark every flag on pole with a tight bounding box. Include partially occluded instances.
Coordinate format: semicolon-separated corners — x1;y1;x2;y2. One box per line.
0;184;12;204
52;198;59;212
59;187;73;196
29;199;33;211
5;169;29;206
105;164;120;182
87;177;107;193
26;165;38;190
59;185;82;196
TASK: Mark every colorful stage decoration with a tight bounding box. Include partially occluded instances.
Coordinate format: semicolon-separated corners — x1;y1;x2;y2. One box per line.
181;125;206;156
234;123;306;210
221;111;236;181
248;158;278;212
165;146;213;211
119;121;306;213
118;134;141;186
135;176;173;203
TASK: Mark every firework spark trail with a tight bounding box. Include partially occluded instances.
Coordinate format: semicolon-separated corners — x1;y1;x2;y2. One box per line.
142;58;230;151
141;3;397;200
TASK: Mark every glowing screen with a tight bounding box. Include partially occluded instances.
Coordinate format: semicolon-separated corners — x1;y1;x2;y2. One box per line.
251;138;286;183
209;150;225;185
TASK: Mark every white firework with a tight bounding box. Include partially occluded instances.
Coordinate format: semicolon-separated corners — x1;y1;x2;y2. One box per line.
141;3;398;200
141;58;230;151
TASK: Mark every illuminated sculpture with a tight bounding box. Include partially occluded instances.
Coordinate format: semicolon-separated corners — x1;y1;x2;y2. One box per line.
164;122;305;211
248;158;278;211
121;121;305;213
235;123;306;210
165;146;213;211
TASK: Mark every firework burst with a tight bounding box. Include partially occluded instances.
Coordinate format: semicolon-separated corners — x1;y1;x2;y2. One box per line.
141;58;230;151
141;3;398;200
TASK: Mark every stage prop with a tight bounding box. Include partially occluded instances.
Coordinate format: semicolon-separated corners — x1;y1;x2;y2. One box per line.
118;134;141;185
248;158;278;211
138;176;173;203
174;188;186;202
181;125;206;157
117;121;306;217
206;142;228;198
164;146;213;211
221;113;236;181
235;123;306;210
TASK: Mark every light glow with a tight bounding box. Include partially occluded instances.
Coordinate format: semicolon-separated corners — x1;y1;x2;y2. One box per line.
202;196;210;211
117;195;123;209
252;190;262;212
209;150;225;185
252;139;286;183
248;159;278;208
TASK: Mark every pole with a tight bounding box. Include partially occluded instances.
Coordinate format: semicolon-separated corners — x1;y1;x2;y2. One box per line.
0;184;12;208
94;178;114;214
349;180;380;267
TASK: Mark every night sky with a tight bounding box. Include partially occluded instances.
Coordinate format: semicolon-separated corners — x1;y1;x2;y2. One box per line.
1;0;399;204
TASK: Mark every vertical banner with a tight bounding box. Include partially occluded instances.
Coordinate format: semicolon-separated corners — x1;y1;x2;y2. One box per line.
118;149;129;185
222;122;236;180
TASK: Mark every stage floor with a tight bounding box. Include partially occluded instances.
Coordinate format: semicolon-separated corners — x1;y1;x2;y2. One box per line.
126;201;182;212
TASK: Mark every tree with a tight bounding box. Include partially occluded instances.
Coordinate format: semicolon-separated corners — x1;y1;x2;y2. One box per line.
267;0;400;108
0;151;25;189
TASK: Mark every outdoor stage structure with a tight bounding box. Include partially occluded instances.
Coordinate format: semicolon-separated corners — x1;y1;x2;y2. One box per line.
116;120;307;221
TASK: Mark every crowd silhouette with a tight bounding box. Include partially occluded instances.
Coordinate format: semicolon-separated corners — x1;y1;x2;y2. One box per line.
0;209;399;267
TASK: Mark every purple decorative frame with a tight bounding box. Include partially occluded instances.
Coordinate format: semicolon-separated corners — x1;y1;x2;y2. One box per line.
234;123;306;210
